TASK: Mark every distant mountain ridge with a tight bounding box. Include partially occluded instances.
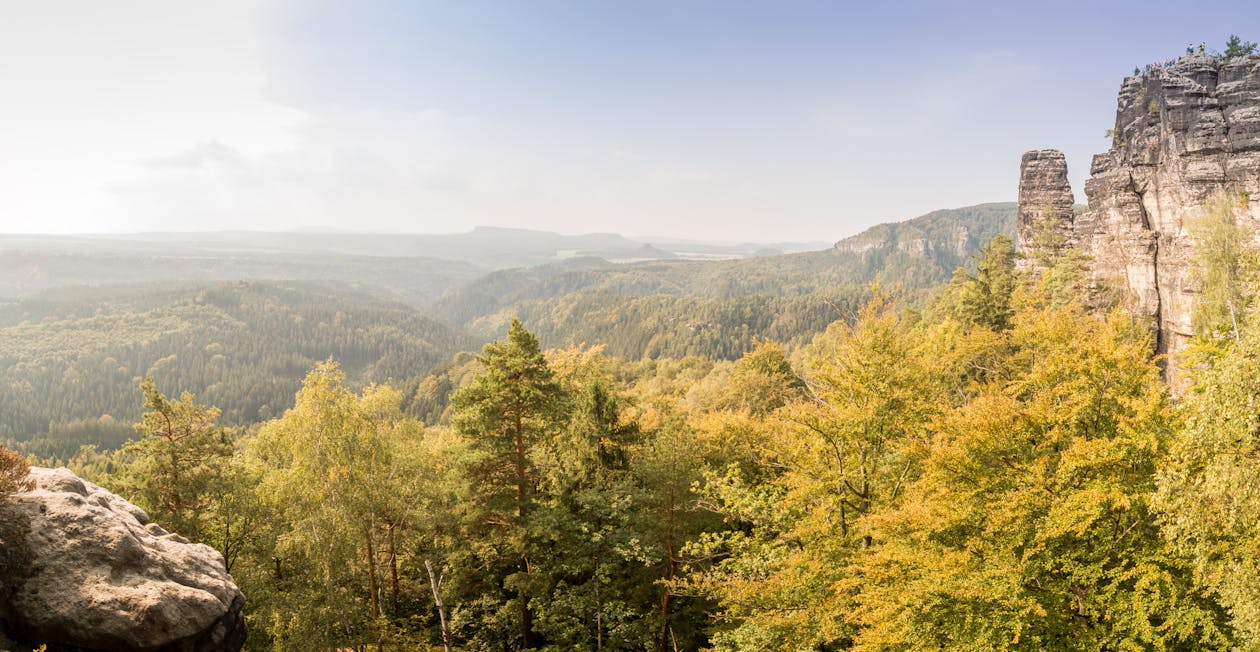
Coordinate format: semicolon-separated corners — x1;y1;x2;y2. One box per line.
434;202;1019;357
0;227;822;273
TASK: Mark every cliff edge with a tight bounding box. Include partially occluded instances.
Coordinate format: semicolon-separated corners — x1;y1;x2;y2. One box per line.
1018;52;1260;374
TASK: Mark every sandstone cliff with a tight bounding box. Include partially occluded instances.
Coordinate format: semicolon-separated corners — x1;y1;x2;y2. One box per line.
1015;150;1077;270
0;467;246;652
1017;52;1260;373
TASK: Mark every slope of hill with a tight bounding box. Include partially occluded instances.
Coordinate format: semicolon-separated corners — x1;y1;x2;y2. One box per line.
0;281;473;455
832;202;1017;259
434;203;1018;356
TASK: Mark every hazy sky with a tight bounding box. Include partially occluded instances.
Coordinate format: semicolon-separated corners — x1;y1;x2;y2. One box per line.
1;1;1257;242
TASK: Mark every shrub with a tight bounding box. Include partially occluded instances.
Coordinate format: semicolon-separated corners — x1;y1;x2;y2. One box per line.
0;445;32;498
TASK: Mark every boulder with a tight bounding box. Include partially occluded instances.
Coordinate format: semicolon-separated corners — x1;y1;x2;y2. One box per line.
0;467;245;651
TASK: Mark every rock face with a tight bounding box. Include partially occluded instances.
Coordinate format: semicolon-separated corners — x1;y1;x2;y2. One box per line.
1017;53;1260;375
0;467;245;652
1015;150;1077;270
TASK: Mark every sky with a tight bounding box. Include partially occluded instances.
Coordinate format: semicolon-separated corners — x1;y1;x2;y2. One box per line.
1;1;1257;243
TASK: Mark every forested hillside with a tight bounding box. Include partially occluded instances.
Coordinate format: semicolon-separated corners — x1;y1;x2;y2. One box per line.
438;203;1016;356
0;203;1017;455
0;227;827;302
0;281;471;456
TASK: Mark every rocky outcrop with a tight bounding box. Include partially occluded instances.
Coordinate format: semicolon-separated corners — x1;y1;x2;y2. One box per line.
0;467;245;652
1015;150;1077;271
1017;53;1260;375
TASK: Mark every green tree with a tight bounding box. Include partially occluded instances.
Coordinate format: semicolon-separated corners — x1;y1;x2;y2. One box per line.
949;234;1018;331
449;318;568;649
1157;321;1260;646
1187;192;1257;349
532;348;655;649
117;378;235;543
1224;34;1257;58
1021;205;1093;308
635;417;718;652
681;341;807;416
248;360;427;649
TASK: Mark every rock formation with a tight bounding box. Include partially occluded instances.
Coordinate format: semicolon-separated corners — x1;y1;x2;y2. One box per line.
1015;150;1077;270
0;467;246;652
1017;53;1260;375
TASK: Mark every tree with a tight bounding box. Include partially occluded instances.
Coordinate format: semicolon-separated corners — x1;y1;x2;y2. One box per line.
531;350;656;649
1021;205;1094;309
0;443;33;616
0;444;31;498
1224;34;1257;58
1187;191;1257;350
680;341;807;416
948;234;1018;331
1157;321;1260;646
849;306;1230;649
117;377;235;543
449;318;568;649
248;360;427;649
683;294;949;649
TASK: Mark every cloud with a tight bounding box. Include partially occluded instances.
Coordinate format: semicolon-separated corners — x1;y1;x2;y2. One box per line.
0;0;306;232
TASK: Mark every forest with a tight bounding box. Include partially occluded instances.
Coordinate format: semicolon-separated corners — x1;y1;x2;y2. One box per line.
0;203;1015;460
6;205;1260;650
0;281;470;457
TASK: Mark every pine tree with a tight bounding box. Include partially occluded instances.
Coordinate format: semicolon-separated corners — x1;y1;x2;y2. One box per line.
949;234;1018;331
1224;34;1257;59
450;318;568;649
118;377;234;543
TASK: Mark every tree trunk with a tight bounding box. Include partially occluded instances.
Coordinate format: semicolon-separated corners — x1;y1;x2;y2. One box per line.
513;410;536;648
364;523;381;619
657;490;677;652
425;559;453;652
388;521;400;616
521;556;535;649
595;573;603;651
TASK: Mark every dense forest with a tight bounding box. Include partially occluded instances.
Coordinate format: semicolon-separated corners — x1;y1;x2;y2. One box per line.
0;281;470;458
438;203;1016;347
9;210;1260;649
0;204;1016;459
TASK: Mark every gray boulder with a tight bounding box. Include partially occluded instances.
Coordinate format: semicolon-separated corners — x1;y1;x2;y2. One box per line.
0;467;245;651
